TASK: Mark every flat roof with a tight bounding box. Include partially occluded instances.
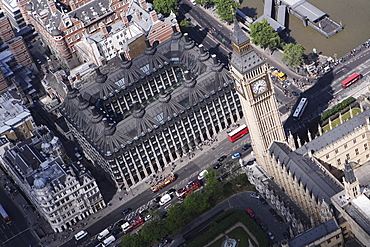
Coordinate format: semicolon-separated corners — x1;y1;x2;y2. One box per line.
280;0;326;22
264;0;273;17
277;5;287;26
254;15;286;33
289;218;340;246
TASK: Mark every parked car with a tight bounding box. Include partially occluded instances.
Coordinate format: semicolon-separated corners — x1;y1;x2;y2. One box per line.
242;144;251;151
259;223;268;232
283;231;291;239
269;208;277;217
144;214;152;221
254;216;262;224
292;91;299;97
259;197;267;205
218;172;229;181
198;170;208;180
231;153;241;159
154;197;161;203
121;208;132;215
217;155;227;162
267;231;275;240
250;193;260;199
245;208;255;217
167;188;176;195
213;163;222;169
276;215;284;224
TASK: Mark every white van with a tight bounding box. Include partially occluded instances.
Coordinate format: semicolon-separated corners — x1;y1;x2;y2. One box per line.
198;170;208;180
159;194;172;206
102;235;116;246
97;228;110;241
74;230;88;240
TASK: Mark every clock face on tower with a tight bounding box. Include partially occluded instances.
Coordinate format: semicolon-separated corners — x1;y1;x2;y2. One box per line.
252;79;267;95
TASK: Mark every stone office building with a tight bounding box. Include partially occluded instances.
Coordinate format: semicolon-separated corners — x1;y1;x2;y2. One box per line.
1;126;105;232
60;29;244;190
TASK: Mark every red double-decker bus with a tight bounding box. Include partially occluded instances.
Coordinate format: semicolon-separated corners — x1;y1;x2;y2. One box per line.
341;73;361;88
228;124;249;142
0;204;11;224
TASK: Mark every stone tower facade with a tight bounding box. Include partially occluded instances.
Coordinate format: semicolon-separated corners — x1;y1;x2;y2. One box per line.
229;21;286;175
343;163;361;200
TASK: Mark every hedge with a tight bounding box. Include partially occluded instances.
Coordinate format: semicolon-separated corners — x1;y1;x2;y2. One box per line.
320;97;356;123
186;209;270;247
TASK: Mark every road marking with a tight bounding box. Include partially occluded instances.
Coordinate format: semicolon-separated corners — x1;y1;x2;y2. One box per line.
363;70;370;76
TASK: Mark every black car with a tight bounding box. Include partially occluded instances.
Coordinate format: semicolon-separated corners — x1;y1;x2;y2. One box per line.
150;204;160;211
276;215;284;223
121;208;132;215
167;188;176;195
213;163;222;169
259;197;267;205
154;196;161;203
259;223;268;232
242;144;251;151
217;155;227;162
112;228;122;236
283;232;291;239
269;208;277;216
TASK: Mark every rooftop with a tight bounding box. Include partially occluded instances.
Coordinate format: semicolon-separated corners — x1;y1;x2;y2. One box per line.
296;109;370;155
289;218;340;247
270;142;343;205
280;0;326;22
0;92;31;134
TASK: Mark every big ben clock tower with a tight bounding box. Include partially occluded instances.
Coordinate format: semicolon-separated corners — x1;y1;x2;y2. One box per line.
229;21;286;175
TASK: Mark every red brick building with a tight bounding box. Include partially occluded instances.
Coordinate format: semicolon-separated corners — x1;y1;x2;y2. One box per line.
22;0;178;68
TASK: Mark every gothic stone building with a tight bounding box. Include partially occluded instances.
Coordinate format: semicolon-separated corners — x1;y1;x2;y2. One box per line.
60;29;243;190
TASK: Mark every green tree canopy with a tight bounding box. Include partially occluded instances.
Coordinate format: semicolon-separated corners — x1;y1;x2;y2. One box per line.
281;43;305;68
120;233;147;247
249;18;281;50
203;169;224;199
214;0;238;23
164;204;188;233
153;0;178;17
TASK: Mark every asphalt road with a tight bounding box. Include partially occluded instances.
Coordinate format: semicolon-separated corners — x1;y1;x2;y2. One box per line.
0;172;39;247
60;132;253;247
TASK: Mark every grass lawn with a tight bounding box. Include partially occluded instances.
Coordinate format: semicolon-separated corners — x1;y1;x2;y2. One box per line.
208;226;257;247
322;108;361;133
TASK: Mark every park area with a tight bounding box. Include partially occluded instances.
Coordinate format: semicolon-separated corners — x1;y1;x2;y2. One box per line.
322;107;361;133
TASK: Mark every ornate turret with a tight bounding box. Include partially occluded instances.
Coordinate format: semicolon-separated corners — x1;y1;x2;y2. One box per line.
95;67;107;84
343;162;360;200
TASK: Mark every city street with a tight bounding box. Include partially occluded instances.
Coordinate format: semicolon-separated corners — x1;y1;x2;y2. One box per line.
59;126;253;247
0;171;40;247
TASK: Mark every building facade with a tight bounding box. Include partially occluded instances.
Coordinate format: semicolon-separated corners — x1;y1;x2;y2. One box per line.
0;91;35;140
296;109;370;169
229;21;286;175
0;126;106;233
60;30;243;190
22;0;177;68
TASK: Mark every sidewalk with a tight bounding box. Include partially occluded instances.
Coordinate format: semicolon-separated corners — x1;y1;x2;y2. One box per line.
40;118;247;246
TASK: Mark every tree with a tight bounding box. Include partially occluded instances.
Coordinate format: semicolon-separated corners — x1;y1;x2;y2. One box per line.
214;0;238;23
120;233;147;247
203;169;224;199
180;19;191;28
139;220;168;243
164;204;188;233
249;18;281;50
153;0;178;17
182;191;211;214
281;43;305;68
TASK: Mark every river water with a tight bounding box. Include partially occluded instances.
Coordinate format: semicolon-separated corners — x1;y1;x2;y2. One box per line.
239;0;370;58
